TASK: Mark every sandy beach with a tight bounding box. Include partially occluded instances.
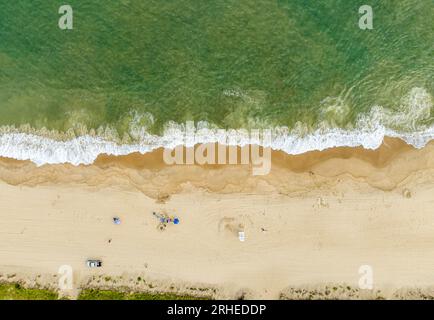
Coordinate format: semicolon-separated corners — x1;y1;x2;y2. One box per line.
1;138;434;299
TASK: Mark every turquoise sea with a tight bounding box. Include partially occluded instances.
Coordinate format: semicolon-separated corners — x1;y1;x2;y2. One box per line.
0;1;432;164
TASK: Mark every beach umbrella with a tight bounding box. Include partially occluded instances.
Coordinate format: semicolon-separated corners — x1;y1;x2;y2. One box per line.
173;218;179;225
113;217;121;225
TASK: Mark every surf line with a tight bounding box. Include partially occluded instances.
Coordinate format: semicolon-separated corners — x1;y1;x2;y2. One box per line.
163;121;272;175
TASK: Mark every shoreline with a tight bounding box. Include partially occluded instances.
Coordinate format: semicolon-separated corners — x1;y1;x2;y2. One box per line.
1;139;434;299
0;86;431;167
0;137;431;193
0;119;434;166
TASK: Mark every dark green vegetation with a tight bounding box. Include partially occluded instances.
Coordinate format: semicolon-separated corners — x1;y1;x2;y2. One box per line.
0;282;58;300
0;1;432;135
0;282;208;300
78;289;209;300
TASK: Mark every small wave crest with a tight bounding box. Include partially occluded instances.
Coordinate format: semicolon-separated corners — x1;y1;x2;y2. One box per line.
0;87;432;166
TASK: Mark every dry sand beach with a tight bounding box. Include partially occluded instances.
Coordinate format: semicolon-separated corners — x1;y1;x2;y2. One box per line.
1;138;434;299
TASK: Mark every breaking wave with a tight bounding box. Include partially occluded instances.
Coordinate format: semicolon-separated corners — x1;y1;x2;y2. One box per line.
0;87;432;166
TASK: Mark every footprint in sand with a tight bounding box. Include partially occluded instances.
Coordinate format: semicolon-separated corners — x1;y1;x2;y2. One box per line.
402;188;412;199
313;197;329;209
218;217;244;236
156;193;171;204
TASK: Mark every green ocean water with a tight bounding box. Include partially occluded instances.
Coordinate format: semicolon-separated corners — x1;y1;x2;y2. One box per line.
0;0;433;138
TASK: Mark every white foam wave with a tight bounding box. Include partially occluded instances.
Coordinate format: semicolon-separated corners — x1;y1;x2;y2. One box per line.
1;123;434;167
0;87;432;166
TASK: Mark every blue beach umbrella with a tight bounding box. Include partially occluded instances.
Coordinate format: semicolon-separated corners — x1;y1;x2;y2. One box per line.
173;218;180;225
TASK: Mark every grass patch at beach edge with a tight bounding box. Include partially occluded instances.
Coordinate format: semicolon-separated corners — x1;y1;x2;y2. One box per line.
78;288;211;300
0;282;58;300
